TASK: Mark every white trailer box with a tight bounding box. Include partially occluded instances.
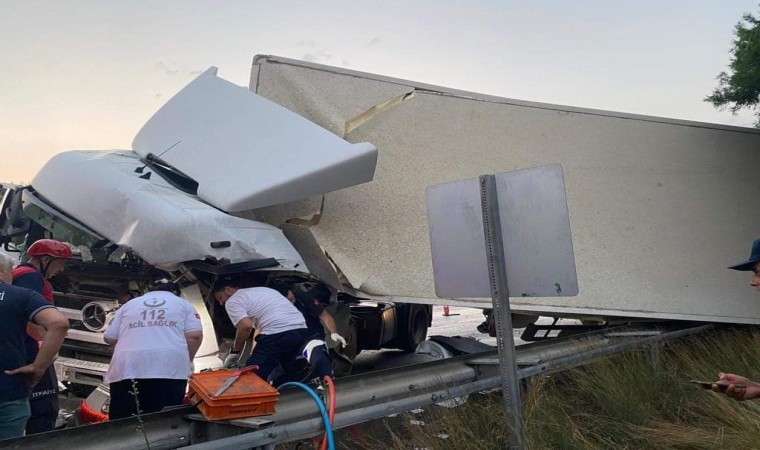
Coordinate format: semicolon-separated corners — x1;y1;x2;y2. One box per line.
248;55;760;324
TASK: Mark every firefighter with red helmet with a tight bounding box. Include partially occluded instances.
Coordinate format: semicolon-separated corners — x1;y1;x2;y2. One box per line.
12;239;73;434
14;239;73;302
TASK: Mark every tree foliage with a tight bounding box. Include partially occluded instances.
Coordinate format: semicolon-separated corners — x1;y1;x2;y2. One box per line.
706;12;760;125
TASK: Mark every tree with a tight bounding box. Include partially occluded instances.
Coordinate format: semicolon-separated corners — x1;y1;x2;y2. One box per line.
706;12;760;126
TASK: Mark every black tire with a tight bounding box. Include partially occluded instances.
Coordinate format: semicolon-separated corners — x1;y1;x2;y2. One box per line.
343;320;359;360
67;383;97;399
332;321;357;376
399;307;429;352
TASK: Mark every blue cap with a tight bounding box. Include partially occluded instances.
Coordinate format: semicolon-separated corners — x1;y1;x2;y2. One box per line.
728;238;760;271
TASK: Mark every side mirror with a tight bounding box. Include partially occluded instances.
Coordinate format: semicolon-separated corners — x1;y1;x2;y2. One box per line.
0;187;31;242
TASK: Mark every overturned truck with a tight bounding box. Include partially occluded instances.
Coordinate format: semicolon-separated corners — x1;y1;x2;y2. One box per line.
248;55;760;324
4;54;760;405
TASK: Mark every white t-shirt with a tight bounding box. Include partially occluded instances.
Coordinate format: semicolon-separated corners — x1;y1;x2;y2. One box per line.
104;291;203;383
224;287;306;335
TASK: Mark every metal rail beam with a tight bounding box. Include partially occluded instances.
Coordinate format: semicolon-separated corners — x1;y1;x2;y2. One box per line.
1;322;713;449
184;323;714;449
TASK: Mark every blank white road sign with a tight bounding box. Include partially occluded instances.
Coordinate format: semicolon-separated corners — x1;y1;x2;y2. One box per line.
425;164;578;299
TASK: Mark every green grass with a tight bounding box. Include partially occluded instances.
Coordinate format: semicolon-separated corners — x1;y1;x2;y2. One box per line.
372;327;760;449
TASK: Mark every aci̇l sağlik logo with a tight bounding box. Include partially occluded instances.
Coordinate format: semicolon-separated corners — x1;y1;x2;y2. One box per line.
143;297;167;308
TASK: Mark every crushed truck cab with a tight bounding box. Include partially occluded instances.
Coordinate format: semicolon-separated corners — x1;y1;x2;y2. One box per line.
0;67;431;395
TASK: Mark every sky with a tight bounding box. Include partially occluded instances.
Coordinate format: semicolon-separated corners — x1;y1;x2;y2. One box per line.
0;0;757;183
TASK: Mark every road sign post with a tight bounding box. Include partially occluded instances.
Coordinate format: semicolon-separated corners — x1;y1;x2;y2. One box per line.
480;174;524;449
425;164;578;450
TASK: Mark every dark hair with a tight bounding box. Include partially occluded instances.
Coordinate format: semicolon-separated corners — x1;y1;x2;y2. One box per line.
268;282;293;298
211;276;241;294
149;281;181;296
305;283;332;304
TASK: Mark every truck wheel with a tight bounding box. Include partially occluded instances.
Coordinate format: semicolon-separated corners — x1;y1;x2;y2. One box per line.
399;307;429;352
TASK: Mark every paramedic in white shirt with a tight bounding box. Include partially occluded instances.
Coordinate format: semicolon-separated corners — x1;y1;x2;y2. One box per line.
212;277;308;383
103;282;203;419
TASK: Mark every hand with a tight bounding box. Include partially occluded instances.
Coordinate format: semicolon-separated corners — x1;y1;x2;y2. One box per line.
223;351;242;368
715;373;760;401
330;333;347;348
5;364;46;388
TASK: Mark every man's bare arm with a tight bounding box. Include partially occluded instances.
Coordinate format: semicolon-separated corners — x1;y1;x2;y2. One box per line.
319;310;338;335
5;308;68;388
27;323;46;341
185;330;203;359
233;317;253;352
320;310;347;347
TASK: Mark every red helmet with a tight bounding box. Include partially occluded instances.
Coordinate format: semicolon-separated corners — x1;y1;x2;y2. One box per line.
27;239;73;259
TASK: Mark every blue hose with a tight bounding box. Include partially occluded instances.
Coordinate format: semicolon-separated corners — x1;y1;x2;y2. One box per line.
278;381;335;450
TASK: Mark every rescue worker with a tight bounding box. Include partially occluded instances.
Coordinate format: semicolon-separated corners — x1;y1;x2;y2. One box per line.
103;282;203;420
0;252;69;440
213;278;321;384
271;282;346;382
12;239;72;434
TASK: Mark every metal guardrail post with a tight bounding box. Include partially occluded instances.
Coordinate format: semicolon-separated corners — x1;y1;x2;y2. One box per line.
479;174;524;449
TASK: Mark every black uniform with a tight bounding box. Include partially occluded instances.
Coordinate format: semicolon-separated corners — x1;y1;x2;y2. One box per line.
291;292;333;381
12;268;59;434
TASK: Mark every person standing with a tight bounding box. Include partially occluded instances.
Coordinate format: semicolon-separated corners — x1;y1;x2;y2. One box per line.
12;239;72;434
213;279;308;383
103;282;203;420
0;252;68;440
713;238;760;400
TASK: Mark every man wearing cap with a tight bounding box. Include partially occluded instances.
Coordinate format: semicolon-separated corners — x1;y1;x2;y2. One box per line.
712;238;760;401
12;239;73;434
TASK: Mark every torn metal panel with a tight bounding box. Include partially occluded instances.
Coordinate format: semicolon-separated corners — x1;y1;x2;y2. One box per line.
279;223;342;290
31;150;306;272
343;90;415;137
250;58;417;137
251;55;760;324
132;67;378;212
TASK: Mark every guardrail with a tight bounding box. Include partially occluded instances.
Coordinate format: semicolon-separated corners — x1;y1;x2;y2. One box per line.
3;322;713;450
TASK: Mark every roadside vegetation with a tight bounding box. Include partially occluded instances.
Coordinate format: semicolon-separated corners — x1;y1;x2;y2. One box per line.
706;8;760;126
332;327;760;449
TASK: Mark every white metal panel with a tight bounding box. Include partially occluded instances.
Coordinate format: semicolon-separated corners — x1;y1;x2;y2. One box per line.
427;165;578;298
250;55;760;324
31;150;306;271
131;67;378;212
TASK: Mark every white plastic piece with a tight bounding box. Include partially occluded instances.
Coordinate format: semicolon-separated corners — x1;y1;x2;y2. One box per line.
31;150;306;271
132;68;378;212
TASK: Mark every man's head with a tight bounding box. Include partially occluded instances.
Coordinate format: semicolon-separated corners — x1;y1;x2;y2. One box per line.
728;238;760;291
0;253;14;283
304;282;332;304
212;277;241;305
26;239;73;279
149;280;181;296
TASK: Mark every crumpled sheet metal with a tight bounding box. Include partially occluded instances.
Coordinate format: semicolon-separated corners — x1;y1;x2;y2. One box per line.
32;150;305;271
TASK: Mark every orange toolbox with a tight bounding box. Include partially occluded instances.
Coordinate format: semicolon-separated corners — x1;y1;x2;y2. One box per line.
188;367;279;421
